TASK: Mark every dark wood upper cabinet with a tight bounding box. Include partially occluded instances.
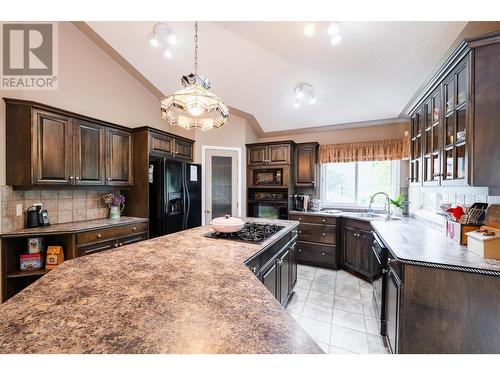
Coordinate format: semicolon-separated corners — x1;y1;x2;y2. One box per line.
74;120;105;186
4;99;133;188
246;141;294;166
406;31;500;194
295;142;318;187
174;138;194;161
32;109;73;186
248;145;267;165
268;144;289;164
105;128;133;186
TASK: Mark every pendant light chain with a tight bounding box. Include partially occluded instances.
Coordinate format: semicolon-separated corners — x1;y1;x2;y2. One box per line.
194;21;198;76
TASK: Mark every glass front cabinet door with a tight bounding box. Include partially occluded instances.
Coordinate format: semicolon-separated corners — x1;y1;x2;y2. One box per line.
408;55;469;187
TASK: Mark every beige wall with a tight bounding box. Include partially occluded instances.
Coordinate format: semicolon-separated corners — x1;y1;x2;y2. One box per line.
0;21;193;187
258;121;409;144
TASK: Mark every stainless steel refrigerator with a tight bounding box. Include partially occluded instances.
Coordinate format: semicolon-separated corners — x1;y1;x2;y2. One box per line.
148;157;202;238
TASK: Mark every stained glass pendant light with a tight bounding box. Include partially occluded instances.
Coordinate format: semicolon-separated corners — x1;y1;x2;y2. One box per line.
161;22;229;131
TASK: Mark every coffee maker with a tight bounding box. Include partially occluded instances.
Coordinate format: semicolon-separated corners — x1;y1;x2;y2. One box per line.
293;194;310;212
26;205;50;228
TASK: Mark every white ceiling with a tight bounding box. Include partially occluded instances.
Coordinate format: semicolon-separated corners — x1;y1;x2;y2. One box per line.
86;21;467;132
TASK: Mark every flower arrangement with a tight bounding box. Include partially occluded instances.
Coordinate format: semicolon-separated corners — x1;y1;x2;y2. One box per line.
102;193;125;207
102;193;125;219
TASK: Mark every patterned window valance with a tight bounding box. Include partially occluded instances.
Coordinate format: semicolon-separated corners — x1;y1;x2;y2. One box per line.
319;137;410;163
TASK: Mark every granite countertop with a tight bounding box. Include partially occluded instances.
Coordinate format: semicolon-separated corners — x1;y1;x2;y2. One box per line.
0;217;148;237
0;218;322;354
372;218;500;273
289;210;393;223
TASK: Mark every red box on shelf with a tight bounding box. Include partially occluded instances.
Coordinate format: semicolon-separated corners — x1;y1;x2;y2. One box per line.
20;253;43;271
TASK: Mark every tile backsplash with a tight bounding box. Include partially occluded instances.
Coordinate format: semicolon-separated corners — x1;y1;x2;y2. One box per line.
409;185;500;226
0;186;120;233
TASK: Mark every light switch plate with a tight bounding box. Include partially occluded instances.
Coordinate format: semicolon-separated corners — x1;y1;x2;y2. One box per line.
16;204;23;216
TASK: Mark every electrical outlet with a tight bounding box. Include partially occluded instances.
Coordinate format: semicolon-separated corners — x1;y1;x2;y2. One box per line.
16;204;23;216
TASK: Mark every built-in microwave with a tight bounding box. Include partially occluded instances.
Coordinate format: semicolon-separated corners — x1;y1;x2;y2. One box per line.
253;168;283;186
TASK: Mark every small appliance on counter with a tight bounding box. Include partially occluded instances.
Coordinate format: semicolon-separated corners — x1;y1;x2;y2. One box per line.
26;204;50;228
293;194;310;212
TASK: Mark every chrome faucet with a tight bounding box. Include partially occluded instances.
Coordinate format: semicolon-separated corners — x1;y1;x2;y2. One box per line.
369;192;392;220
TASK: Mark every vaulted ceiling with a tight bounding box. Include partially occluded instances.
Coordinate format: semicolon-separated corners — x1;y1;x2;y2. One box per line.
86;21;467;132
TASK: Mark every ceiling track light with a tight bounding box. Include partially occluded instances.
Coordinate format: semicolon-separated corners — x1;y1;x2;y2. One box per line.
149;23;177;58
294;83;316;108
303;23;315;37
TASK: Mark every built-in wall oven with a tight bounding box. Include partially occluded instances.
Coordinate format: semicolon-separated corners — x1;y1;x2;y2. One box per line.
372;231;388;335
247;190;288;220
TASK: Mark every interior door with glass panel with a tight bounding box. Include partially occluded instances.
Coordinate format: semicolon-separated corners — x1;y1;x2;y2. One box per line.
204;149;239;224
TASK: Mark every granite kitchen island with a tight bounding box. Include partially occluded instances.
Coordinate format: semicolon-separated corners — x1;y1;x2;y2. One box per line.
0;218;322;354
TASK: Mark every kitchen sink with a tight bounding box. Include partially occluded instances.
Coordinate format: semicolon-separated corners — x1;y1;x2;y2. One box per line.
349;212;402;221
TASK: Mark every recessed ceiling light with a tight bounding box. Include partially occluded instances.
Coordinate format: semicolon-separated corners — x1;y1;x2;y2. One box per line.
303;23;315;37
330;34;342;46
164;49;173;59
327;23;339;36
293;101;300;108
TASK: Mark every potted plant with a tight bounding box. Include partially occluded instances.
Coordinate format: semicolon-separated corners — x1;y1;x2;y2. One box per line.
390;193;409;217
102;193;125;219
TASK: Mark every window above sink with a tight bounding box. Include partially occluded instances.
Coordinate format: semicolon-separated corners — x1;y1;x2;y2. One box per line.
320;160;400;208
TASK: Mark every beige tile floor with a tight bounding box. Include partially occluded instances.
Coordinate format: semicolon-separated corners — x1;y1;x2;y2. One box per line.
286;264;389;354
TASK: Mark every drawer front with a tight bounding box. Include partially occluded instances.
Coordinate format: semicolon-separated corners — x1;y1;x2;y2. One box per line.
289;214;336;225
77;239;117;257
297;241;336;267
298;223;336;244
343;218;373;232
76;222;148;246
117;232;148;247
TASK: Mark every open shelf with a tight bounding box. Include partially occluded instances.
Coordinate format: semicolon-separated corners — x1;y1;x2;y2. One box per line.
6;269;50;279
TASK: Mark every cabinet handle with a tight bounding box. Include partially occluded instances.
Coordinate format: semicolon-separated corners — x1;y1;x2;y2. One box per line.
298;249;302;253
322;219;326;223
107;177;111;181
75;176;80;180
250;266;257;274
69;176;74;180
322;252;325;256
298;218;302;221
299;230;302;234
97;233;102;239
132;227;137;231
277;259;283;266
322;233;325;236
312;180;315;184
119;242;123;247
114;243;118;248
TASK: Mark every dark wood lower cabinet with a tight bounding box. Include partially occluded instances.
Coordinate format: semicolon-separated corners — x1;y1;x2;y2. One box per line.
385;265;401;354
245;229;298;307
1;219;148;303
262;262;278;298
341;218;379;282
289;213;338;269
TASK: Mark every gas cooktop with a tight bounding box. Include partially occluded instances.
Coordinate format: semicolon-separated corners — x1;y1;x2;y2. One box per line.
204;222;284;244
